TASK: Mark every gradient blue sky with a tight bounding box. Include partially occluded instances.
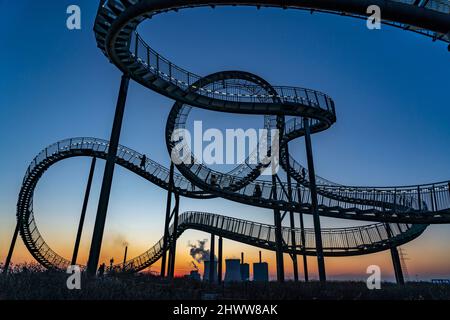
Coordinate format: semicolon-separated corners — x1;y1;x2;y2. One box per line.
0;1;449;280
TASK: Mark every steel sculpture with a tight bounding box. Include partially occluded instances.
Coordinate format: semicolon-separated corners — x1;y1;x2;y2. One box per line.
4;1;449;284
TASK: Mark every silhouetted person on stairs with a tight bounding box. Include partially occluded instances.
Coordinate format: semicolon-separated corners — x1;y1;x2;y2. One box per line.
301;168;306;180
253;184;262;198
140;154;147;169
210;174;218;186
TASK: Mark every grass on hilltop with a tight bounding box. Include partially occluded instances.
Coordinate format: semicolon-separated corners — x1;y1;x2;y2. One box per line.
1;263;449;300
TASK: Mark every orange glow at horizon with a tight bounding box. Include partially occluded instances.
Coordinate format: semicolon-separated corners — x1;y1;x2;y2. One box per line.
3;230;449;282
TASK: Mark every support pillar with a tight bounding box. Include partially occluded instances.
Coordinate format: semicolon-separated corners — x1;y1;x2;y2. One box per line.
72;157;96;266
288;211;299;281
268;121;284;282
218;236;223;284
87;74;130;277
303;118;326;282
284;142;299;282
391;246;405;285
298;211;309;282
385;224;404;285
273;208;285;282
209;233;216;283
168;193;180;279
161;162;175;278
272;175;285;282
296;186;309;281
3;221;20;274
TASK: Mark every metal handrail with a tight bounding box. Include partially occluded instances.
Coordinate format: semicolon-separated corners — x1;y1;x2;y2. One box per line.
131;31;335;115
17;137;430;271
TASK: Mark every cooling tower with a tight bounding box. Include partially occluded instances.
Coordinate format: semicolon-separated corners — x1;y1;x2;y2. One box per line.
203;260;218;282
224;259;242;282
253;262;269;282
239;252;249;281
240;263;250;281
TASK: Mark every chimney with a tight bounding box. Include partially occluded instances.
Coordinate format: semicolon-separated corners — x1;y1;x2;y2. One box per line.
122;246;128;269
241;252;244;264
259;251;262;263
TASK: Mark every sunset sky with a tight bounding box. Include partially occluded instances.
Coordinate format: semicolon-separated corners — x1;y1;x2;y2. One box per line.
0;1;449;282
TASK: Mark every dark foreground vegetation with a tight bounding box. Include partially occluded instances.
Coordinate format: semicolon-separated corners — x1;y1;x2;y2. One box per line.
1;264;449;300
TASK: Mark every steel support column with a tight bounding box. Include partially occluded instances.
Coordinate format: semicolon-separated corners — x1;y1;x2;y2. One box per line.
209;233;216;283
87;74;130;277
272;175;285;282
161;162;175;278
218;236;223;284
298;210;309;282
71;157;96;266
391;246;405;285
3;221;20;274
288;210;299;281
284;141;299;282
385;224;405;285
168;193;180;279
303;118;326;282
296;188;309;281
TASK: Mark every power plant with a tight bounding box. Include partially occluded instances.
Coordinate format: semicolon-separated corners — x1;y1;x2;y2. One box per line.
188;262;201;281
240;252;250;281
212;252;269;283
193;248;270;283
203;260;218;282
253;251;269;282
224;259;242;282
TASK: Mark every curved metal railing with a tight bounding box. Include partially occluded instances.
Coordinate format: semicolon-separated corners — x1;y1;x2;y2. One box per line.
16;138;427;271
123;211;426;272
15;0;449;272
131;32;336;112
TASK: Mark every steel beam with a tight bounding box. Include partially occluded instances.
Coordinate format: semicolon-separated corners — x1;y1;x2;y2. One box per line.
209;233;216;283
273;208;285;282
86;74;130;277
168;193;180;279
385;223;405;285
272;174;285;282
304;118;326;282
161;162;175;278
71;157;96;266
218;236;223;284
3;221;20;274
284;140;299;282
271;121;285;282
296;188;309;281
391;246;405;285
299;211;309;282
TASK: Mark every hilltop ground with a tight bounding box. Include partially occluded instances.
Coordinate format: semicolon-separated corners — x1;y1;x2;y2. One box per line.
1;264;449;300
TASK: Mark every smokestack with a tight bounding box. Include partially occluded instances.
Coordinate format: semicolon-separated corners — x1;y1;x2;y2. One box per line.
259;251;262;263
122;246;128;268
241;252;244;264
209;234;215;283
